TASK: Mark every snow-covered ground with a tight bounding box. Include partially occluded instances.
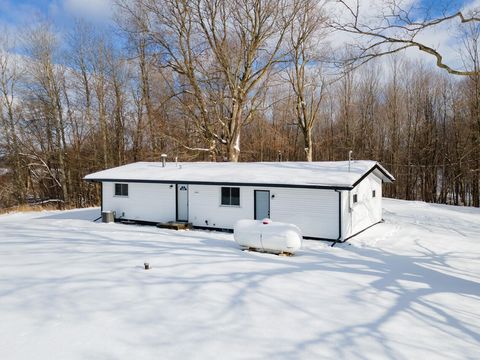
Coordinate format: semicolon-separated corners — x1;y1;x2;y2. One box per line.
0;199;479;359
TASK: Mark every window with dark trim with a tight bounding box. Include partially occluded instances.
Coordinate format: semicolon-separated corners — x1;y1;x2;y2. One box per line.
372;190;376;198
115;183;128;197
353;194;358;203
221;187;240;206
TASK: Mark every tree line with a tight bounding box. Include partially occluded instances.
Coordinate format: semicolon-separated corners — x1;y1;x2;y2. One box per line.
0;0;479;208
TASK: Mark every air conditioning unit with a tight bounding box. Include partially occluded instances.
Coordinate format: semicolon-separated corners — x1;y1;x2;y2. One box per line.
102;211;115;223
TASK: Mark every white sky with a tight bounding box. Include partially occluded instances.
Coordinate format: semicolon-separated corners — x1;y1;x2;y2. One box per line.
61;0;114;20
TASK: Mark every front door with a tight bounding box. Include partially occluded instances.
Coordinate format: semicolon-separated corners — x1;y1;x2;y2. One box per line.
254;190;270;220
177;184;189;222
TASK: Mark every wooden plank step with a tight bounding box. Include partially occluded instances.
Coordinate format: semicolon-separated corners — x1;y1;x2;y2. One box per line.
156;222;192;230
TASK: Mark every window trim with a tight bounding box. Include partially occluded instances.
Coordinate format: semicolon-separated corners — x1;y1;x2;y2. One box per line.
114;183;129;197
220;186;240;207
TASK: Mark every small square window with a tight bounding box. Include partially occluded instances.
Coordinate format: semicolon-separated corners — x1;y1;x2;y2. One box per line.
221;187;240;206
353;194;358;203
372;190;376;198
115;183;128;196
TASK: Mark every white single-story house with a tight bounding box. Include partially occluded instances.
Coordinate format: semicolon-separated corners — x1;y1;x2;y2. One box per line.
84;160;395;241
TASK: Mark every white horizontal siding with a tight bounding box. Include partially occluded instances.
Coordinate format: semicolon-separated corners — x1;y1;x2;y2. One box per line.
102;182;175;223
189;185;340;239
102;182;344;239
189;185;254;229
347;173;383;237
270;188;340;239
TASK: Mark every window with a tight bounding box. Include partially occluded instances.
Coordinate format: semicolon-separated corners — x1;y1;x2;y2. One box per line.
115;183;128;197
221;187;240;206
372;190;376;198
353;194;358;203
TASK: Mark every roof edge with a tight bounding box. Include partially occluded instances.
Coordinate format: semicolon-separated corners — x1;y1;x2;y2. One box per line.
351;163;395;188
84;178;353;191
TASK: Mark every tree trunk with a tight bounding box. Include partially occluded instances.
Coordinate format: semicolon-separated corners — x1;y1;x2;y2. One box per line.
304;127;313;162
227;133;240;162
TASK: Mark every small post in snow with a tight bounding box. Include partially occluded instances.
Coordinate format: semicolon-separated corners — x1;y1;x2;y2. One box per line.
144;262;150;270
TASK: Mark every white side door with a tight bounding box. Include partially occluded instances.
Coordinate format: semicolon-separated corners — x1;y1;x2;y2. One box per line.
255;190;270;220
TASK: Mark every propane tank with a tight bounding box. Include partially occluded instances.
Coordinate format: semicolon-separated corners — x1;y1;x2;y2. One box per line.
233;219;302;255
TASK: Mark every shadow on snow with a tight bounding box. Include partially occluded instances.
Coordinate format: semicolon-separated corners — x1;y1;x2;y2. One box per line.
0;210;479;359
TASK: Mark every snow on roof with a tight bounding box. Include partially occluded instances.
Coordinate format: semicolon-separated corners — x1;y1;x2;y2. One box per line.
85;160;394;189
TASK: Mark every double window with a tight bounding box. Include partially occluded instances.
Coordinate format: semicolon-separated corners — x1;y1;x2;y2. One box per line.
115;183;128;197
221;187;240;206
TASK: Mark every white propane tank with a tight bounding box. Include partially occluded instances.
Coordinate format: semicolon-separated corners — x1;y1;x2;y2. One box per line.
233;219;302;255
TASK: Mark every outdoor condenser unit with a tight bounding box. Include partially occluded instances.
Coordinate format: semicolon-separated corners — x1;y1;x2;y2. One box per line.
102;211;115;223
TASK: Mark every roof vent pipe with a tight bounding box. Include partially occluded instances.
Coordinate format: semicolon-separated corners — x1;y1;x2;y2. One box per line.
348;150;353;172
161;153;167;167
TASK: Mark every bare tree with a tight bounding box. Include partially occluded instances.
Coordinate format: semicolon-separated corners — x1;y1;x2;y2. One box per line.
117;5;162;160
460;21;480;206
67;21;97;157
23;23;70;203
91;37;111;168
287;0;327;161
118;0;300;161
0;2;478;209
333;0;480;76
0;32;25;203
